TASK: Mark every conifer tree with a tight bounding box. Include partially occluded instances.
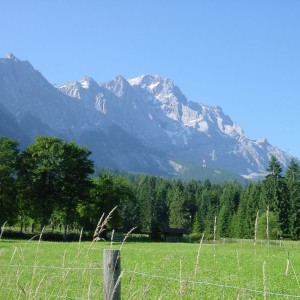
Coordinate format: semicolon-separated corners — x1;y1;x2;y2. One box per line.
217;182;241;237
285;159;300;239
0;137;19;226
167;180;190;229
262;156;289;235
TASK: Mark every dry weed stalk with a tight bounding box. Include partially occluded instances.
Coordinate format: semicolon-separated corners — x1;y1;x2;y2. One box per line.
263;261;267;300
179;258;183;299
266;206;269;246
119;227;137;251
236;250;240;272
286;255;290;276
0;221;7;239
93;206;117;241
194;232;204;278
285;252;300;289
254;211;259;252
110;229;115;249
108;226;137;299
110;270;124;300
79;227;83;243
213;215;217;258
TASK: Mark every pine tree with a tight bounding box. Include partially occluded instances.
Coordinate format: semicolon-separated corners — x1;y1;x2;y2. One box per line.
217;182;241;237
167;180;190;229
285;159;300;239
262;156;289;235
191;213;201;240
0;137;19;226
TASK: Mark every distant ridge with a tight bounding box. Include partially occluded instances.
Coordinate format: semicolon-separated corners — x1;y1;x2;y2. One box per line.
0;54;293;180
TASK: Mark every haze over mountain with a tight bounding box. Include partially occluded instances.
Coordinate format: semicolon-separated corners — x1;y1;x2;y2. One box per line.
0;54;293;179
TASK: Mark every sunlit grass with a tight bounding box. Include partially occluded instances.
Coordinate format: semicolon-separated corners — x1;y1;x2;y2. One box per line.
0;238;300;299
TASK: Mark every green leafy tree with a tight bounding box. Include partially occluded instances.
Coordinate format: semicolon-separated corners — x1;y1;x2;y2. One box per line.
115;174;137;232
18;137;64;228
18;137;94;233
0;137;19;226
83;170;136;233
257;211;281;240
56;141;94;237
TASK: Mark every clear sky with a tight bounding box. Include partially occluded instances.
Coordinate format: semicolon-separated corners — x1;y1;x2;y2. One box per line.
1;1;300;159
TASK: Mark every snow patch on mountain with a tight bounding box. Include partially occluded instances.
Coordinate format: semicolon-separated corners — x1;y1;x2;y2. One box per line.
0;55;294;176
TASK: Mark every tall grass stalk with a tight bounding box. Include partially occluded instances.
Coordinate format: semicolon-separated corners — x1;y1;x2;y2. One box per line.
0;221;7;239
28;226;45;297
236;250;240;272
266;206;269;246
213;215;217;258
254;211;259;252
93;206;117;242
87;278;92;300
119;227;137;252
110;229;115;249
287;253;300;289
111;270;124;300
285;255;290;276
179;258;183;299
194;232;204;278
263;261;267;300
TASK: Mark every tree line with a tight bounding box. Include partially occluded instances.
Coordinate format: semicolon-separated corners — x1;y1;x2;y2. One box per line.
1;136;300;240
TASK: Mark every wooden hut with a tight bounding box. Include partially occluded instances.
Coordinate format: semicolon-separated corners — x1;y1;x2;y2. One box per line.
160;228;186;242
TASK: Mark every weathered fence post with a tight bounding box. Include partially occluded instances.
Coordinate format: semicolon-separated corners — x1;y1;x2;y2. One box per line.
103;249;121;300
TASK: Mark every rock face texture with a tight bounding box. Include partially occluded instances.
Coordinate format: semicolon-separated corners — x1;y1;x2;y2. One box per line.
0;54;293;177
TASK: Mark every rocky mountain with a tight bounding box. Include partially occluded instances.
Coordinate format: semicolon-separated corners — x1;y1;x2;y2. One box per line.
0;102;29;146
0;54;293;178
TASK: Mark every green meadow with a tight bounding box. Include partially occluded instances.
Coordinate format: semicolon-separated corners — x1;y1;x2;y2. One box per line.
1;238;300;299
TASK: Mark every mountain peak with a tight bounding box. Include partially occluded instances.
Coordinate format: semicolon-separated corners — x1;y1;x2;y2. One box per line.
128;74;162;87
79;76;98;89
0;55;293;176
104;75;132;97
6;53;20;62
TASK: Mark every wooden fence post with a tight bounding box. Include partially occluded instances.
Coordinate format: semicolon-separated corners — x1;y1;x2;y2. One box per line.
103;249;121;300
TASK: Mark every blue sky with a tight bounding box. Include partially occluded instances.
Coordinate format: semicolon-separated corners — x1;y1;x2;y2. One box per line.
1;1;300;159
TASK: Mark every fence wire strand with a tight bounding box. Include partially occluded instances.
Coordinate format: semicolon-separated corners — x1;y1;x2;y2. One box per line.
124;269;300;299
0;264;103;271
1;263;300;299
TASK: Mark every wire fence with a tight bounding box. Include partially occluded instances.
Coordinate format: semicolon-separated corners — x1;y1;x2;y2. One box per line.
1;262;300;299
124;269;300;298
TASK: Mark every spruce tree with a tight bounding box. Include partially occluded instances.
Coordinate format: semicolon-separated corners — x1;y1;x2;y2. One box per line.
0;137;19;226
285;159;300;239
262;156;289;235
167;180;190;229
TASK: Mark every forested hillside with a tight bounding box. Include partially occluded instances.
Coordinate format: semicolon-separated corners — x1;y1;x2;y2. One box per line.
1;136;300;240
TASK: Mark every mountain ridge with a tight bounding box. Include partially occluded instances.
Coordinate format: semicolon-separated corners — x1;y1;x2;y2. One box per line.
0;54;294;179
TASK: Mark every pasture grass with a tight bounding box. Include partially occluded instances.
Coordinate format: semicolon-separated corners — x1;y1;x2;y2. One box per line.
0;238;300;299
